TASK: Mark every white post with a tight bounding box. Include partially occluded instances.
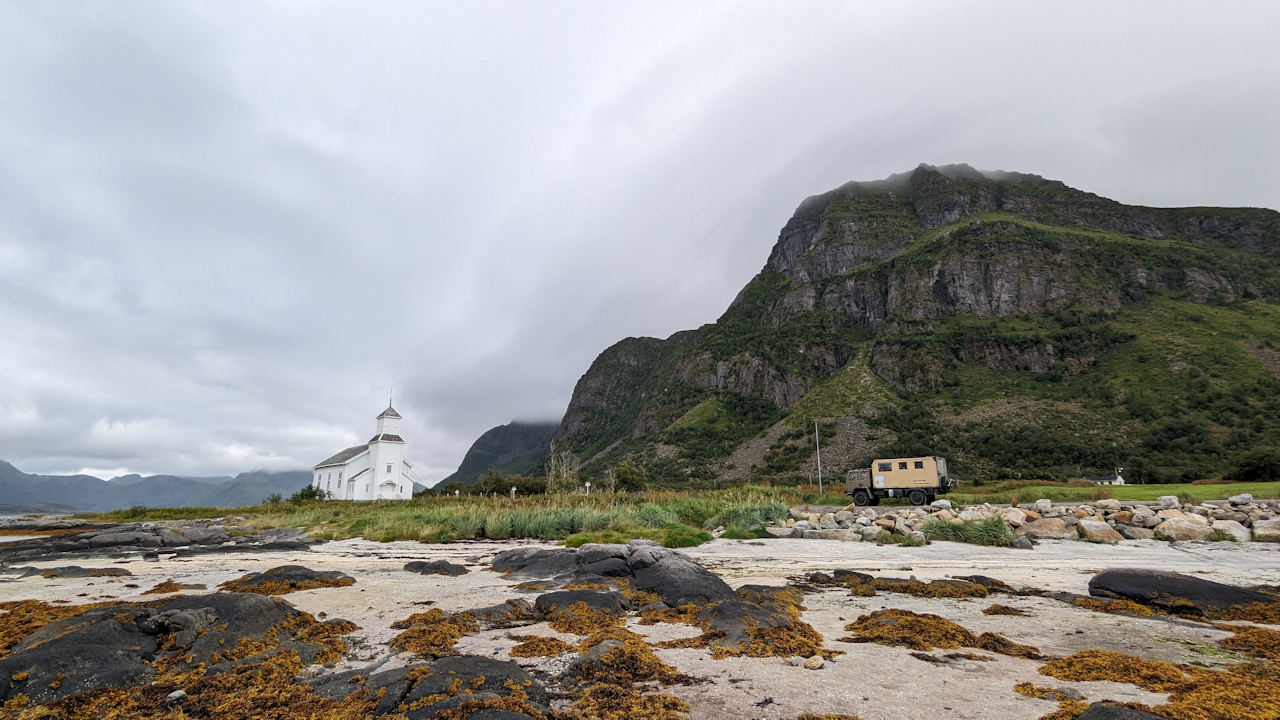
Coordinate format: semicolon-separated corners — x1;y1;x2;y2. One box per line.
510;486;517;500
815;421;823;495
584;481;591;497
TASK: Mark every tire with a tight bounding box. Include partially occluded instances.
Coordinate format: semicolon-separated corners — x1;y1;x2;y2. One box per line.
869;496;881;506
851;489;871;506
908;489;928;506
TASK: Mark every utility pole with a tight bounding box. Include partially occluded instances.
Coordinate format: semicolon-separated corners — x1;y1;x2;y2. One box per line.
815;421;823;495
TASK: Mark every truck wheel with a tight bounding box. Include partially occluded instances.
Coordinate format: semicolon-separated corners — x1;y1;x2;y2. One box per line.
852;489;870;506
908;489;927;506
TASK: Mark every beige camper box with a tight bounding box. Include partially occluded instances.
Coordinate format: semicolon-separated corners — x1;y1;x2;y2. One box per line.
845;456;955;506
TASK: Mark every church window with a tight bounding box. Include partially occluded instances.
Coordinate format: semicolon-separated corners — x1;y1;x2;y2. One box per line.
338;472;343;480
386;463;392;473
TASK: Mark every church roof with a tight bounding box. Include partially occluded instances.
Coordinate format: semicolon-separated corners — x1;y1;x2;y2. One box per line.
315;444;369;468
368;433;405;443
377;405;402;419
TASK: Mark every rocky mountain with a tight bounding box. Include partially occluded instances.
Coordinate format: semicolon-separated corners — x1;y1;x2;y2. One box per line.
440;421;559;487
550;164;1280;485
0;461;313;512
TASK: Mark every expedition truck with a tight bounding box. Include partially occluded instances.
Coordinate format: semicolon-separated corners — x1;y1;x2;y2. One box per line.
846;456;956;506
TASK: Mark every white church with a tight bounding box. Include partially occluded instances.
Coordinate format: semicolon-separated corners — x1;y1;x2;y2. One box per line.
312;404;420;501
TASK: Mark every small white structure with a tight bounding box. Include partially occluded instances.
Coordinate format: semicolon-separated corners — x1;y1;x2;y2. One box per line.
312;405;419;501
1084;467;1126;486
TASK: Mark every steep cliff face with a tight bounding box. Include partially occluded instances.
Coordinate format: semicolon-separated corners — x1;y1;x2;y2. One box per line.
548;164;1280;485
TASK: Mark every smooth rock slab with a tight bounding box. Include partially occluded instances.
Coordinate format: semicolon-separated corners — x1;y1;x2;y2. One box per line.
1016;517;1076;540
1077;519;1123;543
1088;568;1277;617
1254;517;1280;542
1210;519;1251;543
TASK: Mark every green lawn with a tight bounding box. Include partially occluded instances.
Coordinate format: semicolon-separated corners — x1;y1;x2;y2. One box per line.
1108;481;1280;502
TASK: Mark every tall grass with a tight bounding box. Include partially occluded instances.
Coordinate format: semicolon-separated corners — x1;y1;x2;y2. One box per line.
921;517;1017;547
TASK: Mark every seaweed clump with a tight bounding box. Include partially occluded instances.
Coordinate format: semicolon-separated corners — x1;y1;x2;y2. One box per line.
218;566;355;596
839;609;1042;659
547;601;626;635
142;580;207;595
569;683;690;720
1040;648;1280;720
1217;624;1280;661
573;629;684;685
6;649;377;720
1216;601;1280;624
1073;597;1155;617
846;577;988;599
0;600;111;659
983;604;1028;616
508;634;574;658
389;609;479;658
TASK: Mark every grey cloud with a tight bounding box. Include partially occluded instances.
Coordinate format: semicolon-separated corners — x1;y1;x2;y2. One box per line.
1;1;1278;483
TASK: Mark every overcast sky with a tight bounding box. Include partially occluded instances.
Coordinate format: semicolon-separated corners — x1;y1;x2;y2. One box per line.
2;1;1278;484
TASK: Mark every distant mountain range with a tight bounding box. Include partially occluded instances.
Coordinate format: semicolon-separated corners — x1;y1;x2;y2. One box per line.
439;421;559;487
0;460;312;513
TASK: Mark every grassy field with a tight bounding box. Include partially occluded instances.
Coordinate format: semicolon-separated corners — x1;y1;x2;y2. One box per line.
72;480;1280;549
77;486;813;548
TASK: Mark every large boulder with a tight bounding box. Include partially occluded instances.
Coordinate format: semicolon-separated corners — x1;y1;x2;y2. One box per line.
1077;519;1123;543
1254;518;1280;542
695;598;791;651
218;565;354;594
631;552;736;607
1088;568;1277;617
1211;520;1251;542
491;547;578;579
1016;517;1076;540
402;655;548;718
534;590;629;618
1153;518;1213;542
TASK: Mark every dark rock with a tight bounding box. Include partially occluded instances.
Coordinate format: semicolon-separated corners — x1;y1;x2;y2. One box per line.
27;565;132;578
1076;702;1171;719
178;525;231;544
158;529;190;546
87;531;161;548
402;655;547;715
806;572;835;585
491;547;578;579
565;639;628;680
1089;568;1277;617
469;598;536;628
575;543;628;566
1013;535;1035;550
0;617;157;702
695;599;790;650
404;560;469;577
534;590;629;618
577;557;631;577
832;569;873;584
220;565;354;593
624;542;669;570
632;553;736;607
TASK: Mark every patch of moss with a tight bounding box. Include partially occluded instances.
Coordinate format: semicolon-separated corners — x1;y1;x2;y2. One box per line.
570;683;690;720
983;604;1028;616
389;609;478;657
507;634;574;658
839;609;1042;658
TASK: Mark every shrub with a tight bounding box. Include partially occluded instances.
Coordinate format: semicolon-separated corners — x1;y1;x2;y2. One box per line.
921;517;1016;547
288;485;328;503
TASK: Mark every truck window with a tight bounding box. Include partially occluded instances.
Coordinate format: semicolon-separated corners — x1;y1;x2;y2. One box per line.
878;462;892;472
898;461;907;470
914;460;924;469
